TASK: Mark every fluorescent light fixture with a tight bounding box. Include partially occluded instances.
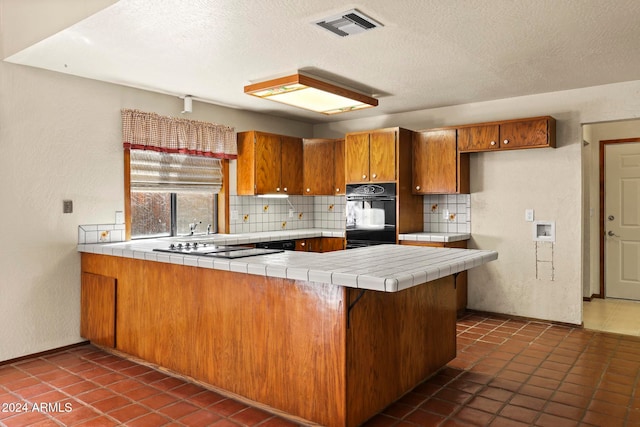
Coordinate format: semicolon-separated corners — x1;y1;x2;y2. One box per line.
244;73;378;115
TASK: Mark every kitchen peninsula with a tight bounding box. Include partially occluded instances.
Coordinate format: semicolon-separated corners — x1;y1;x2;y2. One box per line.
78;239;497;426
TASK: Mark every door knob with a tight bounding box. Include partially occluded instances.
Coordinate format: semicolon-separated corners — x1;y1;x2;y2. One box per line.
608;215;615;221
607;230;620;237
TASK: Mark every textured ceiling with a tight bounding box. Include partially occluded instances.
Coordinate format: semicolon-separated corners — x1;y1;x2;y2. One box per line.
5;0;640;124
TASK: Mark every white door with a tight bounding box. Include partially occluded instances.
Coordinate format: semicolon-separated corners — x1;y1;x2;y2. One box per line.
605;142;640;299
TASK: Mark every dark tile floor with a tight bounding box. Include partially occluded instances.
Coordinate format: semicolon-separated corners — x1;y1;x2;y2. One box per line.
2;313;640;426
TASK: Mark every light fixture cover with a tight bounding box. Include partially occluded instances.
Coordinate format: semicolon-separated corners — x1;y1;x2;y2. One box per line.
244;73;378;115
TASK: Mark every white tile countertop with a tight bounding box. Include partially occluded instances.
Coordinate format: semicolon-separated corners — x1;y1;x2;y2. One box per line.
78;235;497;293
398;232;471;243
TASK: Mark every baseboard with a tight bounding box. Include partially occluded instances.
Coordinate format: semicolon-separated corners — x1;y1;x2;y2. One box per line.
463;309;582;328
0;341;90;366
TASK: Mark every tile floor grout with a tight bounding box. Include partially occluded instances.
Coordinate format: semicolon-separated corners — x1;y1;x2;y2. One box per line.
2;312;640;426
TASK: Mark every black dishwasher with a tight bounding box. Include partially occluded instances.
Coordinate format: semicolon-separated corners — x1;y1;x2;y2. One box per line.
254;240;296;251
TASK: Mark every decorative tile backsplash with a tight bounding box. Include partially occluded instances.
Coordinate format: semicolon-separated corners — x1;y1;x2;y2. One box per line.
229;195;346;233
422;194;471;233
78;224;126;244
78;194;470;242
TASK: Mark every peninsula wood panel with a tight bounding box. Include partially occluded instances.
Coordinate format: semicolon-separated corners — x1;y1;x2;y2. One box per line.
400;240;468;313
345;276;456;426
80;272;116;348
81;253;347;427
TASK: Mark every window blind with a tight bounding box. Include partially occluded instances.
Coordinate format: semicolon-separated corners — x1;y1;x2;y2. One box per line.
130;149;222;193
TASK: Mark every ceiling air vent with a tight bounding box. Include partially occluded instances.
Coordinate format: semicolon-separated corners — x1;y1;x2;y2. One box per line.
315;9;383;37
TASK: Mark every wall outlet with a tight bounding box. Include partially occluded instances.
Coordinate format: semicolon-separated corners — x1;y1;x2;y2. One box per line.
115;211;124;224
289;209;294;218
525;209;534;222
63;200;73;214
231;210;238;220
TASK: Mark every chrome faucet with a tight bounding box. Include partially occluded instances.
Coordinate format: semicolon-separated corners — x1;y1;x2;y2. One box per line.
189;220;201;235
206;224;212;234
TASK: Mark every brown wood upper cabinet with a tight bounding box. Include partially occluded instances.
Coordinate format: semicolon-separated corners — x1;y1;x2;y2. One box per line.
412;129;469;194
237;131;303;195
457;116;556;152
302;138;345;196
345;129;396;183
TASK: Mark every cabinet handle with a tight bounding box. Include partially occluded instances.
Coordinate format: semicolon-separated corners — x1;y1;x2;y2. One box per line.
415;185;421;191
276;187;280;192
301;242;305;246
306;188;310;193
490;141;496;146
503;139;509;145
336;188;340;193
372;173;377;179
284;187;288;192
362;174;367;179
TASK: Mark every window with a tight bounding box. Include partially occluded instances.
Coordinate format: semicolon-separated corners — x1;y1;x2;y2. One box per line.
120;108;237;239
131;192;217;239
128;150;222;239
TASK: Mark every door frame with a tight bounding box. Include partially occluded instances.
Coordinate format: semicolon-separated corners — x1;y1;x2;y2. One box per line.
599;137;640;297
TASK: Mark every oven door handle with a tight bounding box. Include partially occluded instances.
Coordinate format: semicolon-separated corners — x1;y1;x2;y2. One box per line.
346;197;396;202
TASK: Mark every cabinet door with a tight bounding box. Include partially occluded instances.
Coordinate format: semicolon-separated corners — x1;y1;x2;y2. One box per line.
369;130;396;182
413;130;457;194
303;139;334;195
334;139;345;195
81;272;116;348
345;133;371;183
319;237;345;252
255;132;281;194
499;118;550;149
280;136;303;195
457;125;499;152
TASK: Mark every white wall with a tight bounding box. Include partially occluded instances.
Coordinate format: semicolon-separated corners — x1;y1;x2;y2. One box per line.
4;0;640;361
314;81;640;325
583;119;640;298
0;1;314;361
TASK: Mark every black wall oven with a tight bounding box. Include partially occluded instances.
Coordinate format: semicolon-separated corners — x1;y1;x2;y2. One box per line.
346;183;396;248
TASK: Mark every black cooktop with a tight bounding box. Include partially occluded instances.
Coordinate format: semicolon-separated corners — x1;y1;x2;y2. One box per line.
153;245;283;259
202;248;284;259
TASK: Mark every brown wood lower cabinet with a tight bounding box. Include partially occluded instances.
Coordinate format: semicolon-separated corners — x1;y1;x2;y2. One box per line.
80;271;116;348
80;253;456;427
295;237;345;252
400;240;468;315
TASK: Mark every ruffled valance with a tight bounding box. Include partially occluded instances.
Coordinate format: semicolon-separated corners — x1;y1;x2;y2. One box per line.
121;109;237;159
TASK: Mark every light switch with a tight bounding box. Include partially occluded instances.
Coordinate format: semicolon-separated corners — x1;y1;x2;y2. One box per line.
525;209;534;222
